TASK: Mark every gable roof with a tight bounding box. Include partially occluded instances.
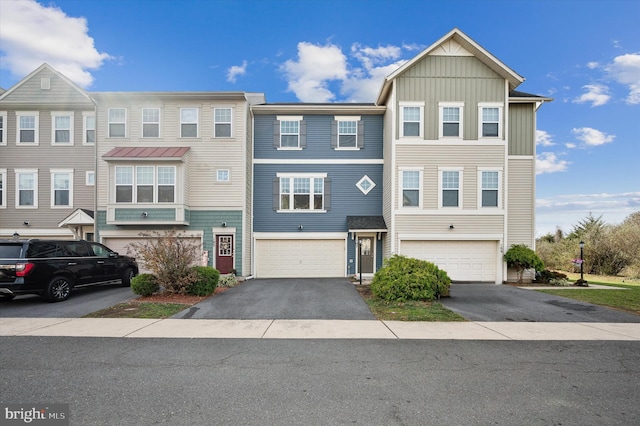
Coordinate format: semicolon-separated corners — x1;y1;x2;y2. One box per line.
376;28;525;105
0;63;93;104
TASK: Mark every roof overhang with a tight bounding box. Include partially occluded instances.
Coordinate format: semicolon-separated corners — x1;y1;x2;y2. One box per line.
347;216;388;233
252;104;385;115
58;209;94;227
102;147;190;161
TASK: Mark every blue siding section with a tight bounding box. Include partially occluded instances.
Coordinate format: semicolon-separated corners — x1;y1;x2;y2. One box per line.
254;114;383;160
254;164;383;232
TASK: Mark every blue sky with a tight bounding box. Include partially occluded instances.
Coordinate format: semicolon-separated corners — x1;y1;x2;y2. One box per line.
1;0;638;236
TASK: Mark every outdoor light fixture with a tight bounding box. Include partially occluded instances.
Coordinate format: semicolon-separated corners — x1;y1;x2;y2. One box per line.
298;225;303;230
23;221;30;226
13;232;19;239
449;224;455;230
141;212;148;217
222;222;227;227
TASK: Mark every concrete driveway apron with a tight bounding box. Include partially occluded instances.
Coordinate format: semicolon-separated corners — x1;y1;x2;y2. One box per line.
174;278;376;320
441;283;640;322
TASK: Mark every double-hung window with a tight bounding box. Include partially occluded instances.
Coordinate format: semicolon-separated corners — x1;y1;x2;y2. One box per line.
108;108;126;138
479;170;501;208
17;112;38;144
280;120;299;148
0;112;6;145
51;169;73;207
214;108;232;137
277;174;328;212
180;108;198;137
15;169;38;208
401;103;423;137
142;108;160;138
52;112;73;144
401;169;422;207
83;112;95;144
439;102;463;139
332;116;363;149
115;165;175;203
0;169;6;208
338;120;357;148
440;168;463;208
479;103;502;139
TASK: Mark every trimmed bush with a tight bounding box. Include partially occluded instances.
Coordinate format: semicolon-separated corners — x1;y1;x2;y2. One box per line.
219;274;238;288
370;255;451;302
131;274;159;297
188;266;220;296
504;244;544;284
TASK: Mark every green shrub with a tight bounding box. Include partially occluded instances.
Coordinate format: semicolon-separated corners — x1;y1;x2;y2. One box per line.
504;244;544;284
131;274;159;296
219;274;238;288
188;266;220;296
370;255;451;302
535;269;567;284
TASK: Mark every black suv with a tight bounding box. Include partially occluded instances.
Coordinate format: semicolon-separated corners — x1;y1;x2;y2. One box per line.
0;239;138;302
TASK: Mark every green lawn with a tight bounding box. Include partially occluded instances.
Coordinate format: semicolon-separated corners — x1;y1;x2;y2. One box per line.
83;302;189;319
536;273;640;316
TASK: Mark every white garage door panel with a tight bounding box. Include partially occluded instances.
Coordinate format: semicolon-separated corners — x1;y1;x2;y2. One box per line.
400;240;497;282
256;239;345;278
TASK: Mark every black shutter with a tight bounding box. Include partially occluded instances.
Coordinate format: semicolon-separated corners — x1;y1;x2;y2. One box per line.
299;120;307;149
324;177;331;211
273;120;280;149
273;177;279;210
357;120;365;148
330;121;338;149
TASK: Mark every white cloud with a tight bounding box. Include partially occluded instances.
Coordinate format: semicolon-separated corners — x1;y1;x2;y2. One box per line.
536;152;570;175
586;62;600;69
280;41;408;102
606;53;640;104
280;42;348;102
227;60;248;83
0;0;110;88
536;192;640;236
573;84;611;106
572;127;615;146
565;143;577;149
536;130;555;147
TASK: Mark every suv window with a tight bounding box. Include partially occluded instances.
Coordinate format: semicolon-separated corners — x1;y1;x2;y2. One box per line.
26;242;58;258
90;243;112;257
0;244;24;258
61;242;91;257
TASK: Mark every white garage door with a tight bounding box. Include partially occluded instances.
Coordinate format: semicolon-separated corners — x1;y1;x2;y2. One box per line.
400;240;498;282
255;239;345;278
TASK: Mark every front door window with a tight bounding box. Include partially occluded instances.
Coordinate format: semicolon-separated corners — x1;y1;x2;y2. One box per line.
358;236;374;274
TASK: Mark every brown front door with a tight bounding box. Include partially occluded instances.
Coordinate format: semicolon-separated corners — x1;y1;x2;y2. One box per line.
358;236;374;274
216;235;234;274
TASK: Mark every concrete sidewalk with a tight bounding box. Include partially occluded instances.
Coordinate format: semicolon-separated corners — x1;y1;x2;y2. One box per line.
2;317;639;340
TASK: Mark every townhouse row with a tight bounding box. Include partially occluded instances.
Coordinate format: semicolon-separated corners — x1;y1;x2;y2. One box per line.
0;29;550;283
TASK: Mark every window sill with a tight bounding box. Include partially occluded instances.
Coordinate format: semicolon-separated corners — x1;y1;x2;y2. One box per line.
276;147;303;151
277;209;327;213
334;147;361;151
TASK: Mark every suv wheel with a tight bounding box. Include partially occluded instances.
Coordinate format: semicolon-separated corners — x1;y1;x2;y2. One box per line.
121;268;135;287
45;277;72;302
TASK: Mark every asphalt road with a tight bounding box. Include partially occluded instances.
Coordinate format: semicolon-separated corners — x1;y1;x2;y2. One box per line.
1;337;638;425
0;285;136;318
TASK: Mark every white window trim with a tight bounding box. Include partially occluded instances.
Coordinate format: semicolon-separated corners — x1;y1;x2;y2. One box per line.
86;171;95;186
214;108;232;138
438;102;464;140
16;111;39;145
113;165;177;204
50;169;74;208
356;175;376;195
477;168;502;209
399;167;423;209
51;111;74;145
180;107;199;138
82;112;95;145
277;115;302;150
0;168;6;208
438;167;463;209
0;111;7;145
334;115;361;150
478;103;503;140
15;169;38;208
400;102;424;139
216;169;231;183
141;108;161;138
276;172;327;213
108;108;127;138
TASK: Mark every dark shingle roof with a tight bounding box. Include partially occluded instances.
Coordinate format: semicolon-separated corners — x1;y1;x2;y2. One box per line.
347;216;387;231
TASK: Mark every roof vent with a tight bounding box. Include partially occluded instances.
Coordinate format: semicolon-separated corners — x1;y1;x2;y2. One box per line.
41;78;50;90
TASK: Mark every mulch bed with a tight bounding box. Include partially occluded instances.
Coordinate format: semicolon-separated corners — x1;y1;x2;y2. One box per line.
133;286;231;305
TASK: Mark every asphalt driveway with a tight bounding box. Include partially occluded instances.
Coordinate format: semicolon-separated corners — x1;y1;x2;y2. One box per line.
441;284;640;323
174;278;375;320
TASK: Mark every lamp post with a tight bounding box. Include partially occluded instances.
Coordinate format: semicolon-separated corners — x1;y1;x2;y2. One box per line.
579;240;585;285
358;238;363;286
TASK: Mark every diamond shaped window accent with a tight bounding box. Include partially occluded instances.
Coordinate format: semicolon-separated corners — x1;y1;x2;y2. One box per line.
356;175;376;195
